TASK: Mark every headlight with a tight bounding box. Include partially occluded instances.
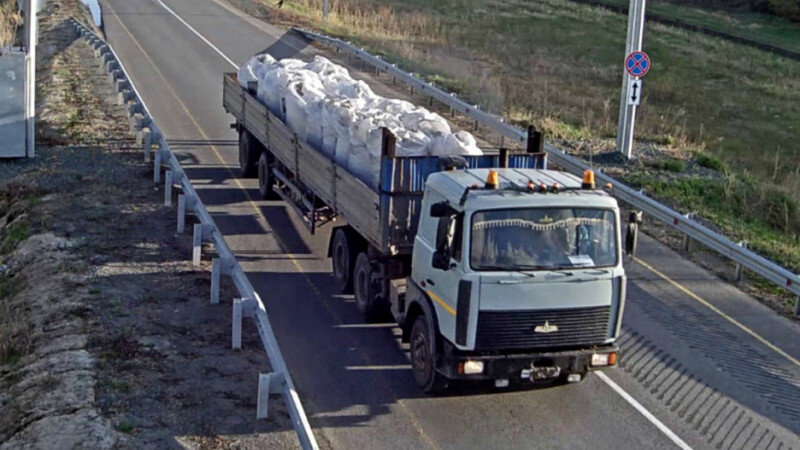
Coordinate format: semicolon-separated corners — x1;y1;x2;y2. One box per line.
591;352;617;367
459;360;484;375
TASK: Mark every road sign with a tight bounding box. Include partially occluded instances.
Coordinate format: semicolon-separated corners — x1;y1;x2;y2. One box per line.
628;79;642;105
625;51;650;77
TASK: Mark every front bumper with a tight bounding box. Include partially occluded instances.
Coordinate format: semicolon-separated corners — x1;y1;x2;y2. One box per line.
438;341;619;382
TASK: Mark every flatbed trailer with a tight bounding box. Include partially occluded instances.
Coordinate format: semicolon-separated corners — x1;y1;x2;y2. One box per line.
223;73;547;256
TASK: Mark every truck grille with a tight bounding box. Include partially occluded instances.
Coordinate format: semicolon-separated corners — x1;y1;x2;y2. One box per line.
475;306;611;351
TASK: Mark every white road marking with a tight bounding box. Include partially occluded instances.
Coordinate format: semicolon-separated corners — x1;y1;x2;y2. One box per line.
149;0;239;69
145;2;696;448
596;372;693;450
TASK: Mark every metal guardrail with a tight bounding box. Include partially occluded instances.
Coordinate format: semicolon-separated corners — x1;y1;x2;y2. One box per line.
293;27;800;314
70;18;319;449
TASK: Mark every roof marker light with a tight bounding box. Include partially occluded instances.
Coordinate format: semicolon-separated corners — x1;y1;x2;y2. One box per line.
485;170;499;189
582;170;596;189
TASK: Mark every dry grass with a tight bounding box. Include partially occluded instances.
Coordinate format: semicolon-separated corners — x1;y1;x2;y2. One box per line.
0;0;22;48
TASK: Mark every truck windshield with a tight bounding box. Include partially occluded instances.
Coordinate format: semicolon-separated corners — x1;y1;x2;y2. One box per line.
470;208;617;271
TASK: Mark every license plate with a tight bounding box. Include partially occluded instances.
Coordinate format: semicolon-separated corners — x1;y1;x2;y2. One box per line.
522;366;561;381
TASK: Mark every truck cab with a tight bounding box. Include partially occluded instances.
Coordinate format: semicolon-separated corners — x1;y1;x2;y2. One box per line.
401;168;625;392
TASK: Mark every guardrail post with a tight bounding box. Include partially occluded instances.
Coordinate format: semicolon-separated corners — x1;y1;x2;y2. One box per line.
153;147;162;184
232;298;243;349
210;258;221;304
682;212;695;251
795;297;799;317
193;224;203;266
257;372;285;419
735;241;748;282
142;128;152;162
164;170;173;206
177;194;186;234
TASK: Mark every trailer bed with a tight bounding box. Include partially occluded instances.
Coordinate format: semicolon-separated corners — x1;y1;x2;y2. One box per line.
222;73;546;255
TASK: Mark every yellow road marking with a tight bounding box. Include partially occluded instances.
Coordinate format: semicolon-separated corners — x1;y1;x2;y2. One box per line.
105;6;441;449
427;290;456;316
634;257;800;368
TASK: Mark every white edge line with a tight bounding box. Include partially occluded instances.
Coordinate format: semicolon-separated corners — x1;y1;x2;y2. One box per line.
150;0;238;69
596;372;693;450
139;4;697;449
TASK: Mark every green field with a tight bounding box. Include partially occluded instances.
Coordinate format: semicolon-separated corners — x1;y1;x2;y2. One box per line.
600;0;800;53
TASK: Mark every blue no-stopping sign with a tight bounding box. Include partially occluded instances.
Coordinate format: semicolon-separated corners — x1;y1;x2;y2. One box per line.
625;51;650;77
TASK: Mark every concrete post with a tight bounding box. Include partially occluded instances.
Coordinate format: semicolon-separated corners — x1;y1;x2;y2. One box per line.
164;170;173;206
177;194;186;234
735;241;748;282
193;224;203;266
210;258;221;304
232;298;243;349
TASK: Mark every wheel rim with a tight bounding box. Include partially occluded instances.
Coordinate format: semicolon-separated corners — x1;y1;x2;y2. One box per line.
411;322;431;383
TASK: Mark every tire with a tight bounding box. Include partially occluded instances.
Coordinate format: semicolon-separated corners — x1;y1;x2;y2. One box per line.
257;151;276;199
238;129;261;178
331;228;357;293
410;314;449;393
354;252;383;322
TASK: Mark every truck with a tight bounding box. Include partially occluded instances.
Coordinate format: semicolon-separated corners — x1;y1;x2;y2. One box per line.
223;72;627;392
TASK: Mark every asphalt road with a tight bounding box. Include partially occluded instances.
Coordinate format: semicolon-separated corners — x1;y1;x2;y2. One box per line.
97;0;800;448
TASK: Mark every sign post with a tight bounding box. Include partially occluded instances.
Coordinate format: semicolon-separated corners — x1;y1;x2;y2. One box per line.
23;0;39;158
616;0;648;159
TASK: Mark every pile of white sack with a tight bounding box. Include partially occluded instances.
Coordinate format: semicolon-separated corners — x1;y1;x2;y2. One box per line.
238;54;482;189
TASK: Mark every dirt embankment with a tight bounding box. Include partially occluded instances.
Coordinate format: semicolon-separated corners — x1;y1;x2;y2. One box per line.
1;1;296;448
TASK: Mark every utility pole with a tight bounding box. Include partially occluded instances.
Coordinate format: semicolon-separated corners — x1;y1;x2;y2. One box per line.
24;0;38;157
616;0;647;159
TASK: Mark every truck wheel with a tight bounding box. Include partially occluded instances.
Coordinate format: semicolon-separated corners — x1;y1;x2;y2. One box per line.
354;252;383;322
239;129;261;178
257;152;276;199
410;314;449;393
332;228;357;293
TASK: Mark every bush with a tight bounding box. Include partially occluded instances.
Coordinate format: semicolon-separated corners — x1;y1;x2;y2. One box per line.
661;159;686;173
693;151;726;172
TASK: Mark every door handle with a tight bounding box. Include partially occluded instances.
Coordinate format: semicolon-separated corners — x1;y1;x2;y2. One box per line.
426;279;436;286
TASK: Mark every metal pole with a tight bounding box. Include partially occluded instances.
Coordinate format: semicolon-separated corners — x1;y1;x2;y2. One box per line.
616;0;646;159
24;0;37;158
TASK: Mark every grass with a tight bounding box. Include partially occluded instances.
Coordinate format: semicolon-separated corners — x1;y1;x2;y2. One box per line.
623;171;800;272
0;0;21;48
0;275;28;365
598;0;800;53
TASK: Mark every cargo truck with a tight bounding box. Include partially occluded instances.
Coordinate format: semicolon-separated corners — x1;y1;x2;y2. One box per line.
223;73;627;392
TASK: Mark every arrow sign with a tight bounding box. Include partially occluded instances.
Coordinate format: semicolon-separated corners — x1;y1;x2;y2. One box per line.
628;79;642;106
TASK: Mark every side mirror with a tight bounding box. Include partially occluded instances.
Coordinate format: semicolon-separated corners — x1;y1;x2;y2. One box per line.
625;211;643;256
430;201;458;218
432;251;452;271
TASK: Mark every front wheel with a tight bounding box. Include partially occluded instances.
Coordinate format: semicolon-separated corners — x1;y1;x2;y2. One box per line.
410;314;449;393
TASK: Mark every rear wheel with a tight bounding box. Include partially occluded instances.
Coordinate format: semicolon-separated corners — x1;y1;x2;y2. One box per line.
257;152;276;199
354;252;383;322
410;314;449;393
238;129;261;178
331;228;357;293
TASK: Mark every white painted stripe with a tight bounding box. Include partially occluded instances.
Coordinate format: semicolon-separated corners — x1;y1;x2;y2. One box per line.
141;4;697;449
596;372;693;450
149;0;238;69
